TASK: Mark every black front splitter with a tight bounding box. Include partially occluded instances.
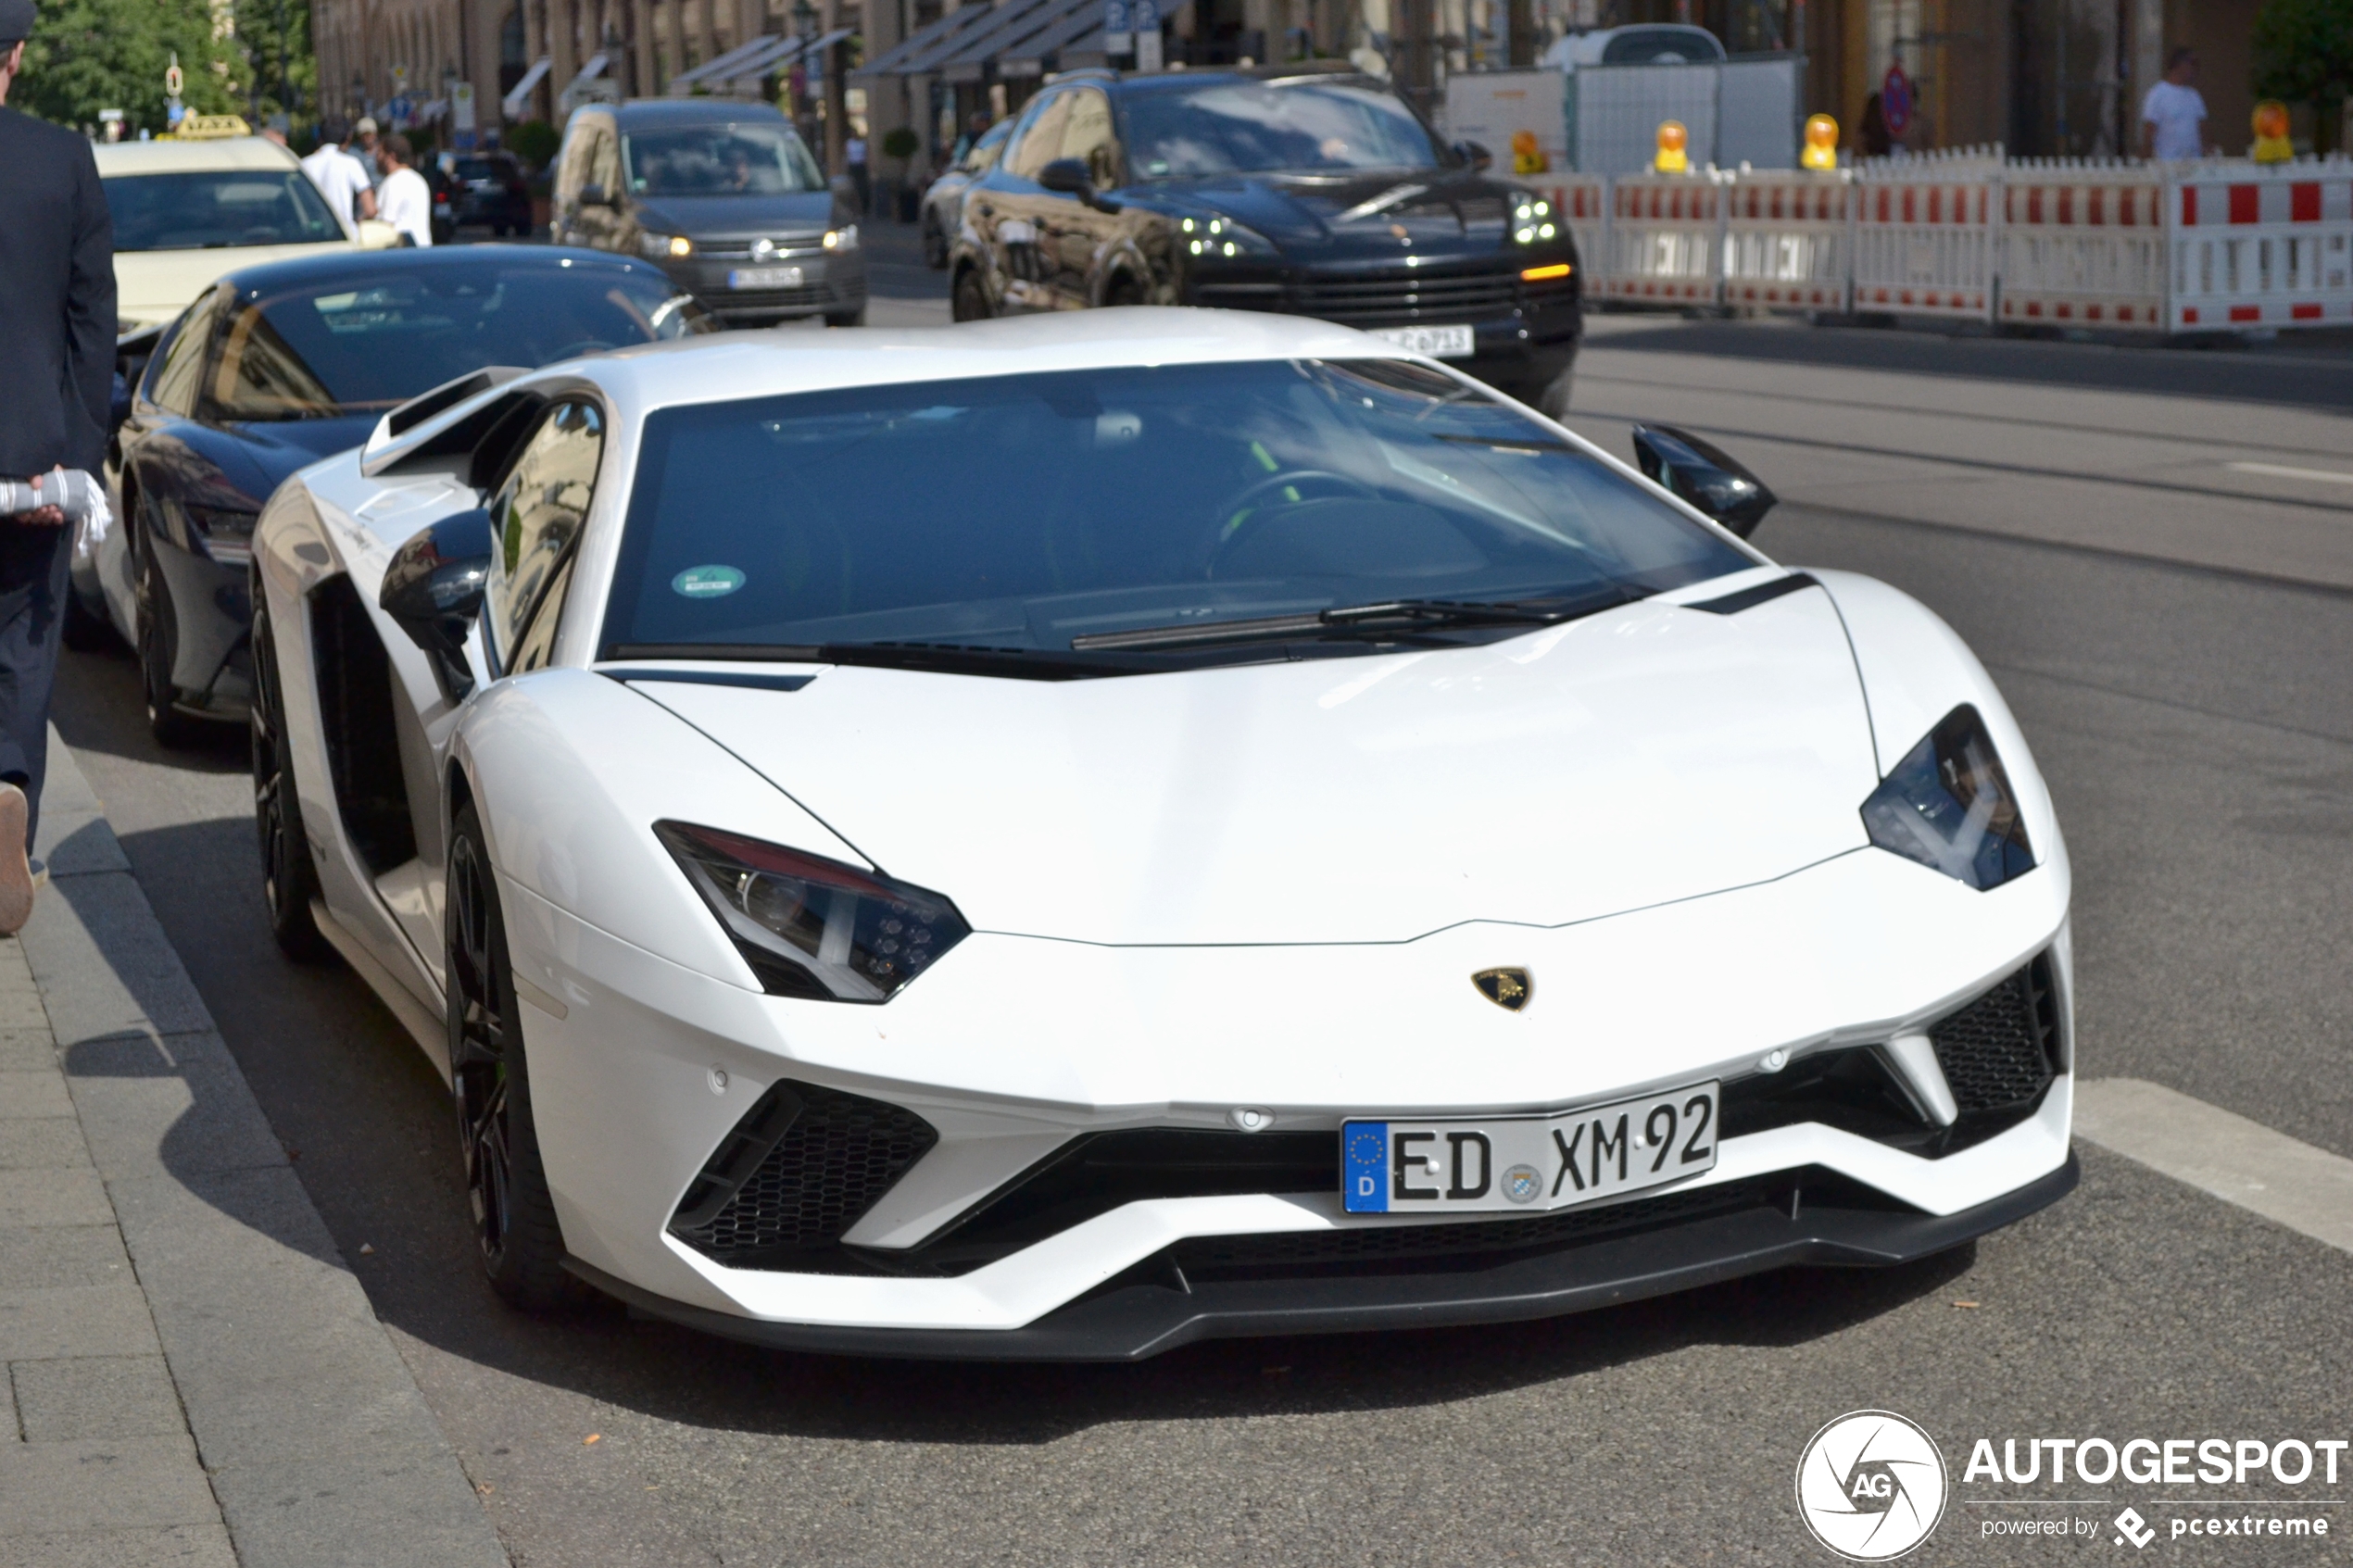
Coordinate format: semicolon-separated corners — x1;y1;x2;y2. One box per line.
565;1151;2078;1363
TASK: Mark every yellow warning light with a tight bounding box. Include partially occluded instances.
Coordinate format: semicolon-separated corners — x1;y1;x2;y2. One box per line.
1520;262;1573;282
2252;101;2293;164
1802;114;1840;170
1654;119;1690;174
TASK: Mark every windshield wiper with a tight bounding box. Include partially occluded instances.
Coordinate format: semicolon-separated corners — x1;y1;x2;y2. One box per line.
1068;589;1642;652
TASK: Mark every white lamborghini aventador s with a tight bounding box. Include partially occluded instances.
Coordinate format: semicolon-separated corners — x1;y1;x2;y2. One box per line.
250;308;2075;1360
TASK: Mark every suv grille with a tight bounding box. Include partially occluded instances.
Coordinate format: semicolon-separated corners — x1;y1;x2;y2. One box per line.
1196;267;1575;330
1931;955;2063;1112
667;1080;937;1266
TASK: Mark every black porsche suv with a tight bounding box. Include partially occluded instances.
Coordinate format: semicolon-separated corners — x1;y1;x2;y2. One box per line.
947;63;1580;412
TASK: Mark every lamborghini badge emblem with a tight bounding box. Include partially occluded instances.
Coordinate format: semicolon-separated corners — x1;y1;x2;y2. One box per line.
1472;968;1532;1011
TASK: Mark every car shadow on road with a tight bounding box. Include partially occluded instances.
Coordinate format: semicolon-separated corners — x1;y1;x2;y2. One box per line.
52;638;250;777
95;806;1986;1446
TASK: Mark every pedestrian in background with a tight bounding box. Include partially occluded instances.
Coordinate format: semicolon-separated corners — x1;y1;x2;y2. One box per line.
2139;47;2207;161
846;130;870;216
353;114;384;181
375;133;433;246
0;0;115;932
299;117;378;228
1856;93;1892;159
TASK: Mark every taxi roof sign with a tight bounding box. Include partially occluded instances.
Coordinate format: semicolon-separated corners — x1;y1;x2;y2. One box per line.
168;114;253;140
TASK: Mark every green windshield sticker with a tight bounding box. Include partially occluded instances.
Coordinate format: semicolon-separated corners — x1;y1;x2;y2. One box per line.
672;565;746;599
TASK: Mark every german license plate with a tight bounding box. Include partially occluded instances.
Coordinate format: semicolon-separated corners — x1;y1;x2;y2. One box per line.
727;265;804;289
1343;1082;1718;1214
1370;322;1476;358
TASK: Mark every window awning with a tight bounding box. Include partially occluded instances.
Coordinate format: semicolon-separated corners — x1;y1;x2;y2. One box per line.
852;1;995;77
934;0;1095;82
500;55;551;119
574;52;610;82
669;31;789;91
1000;3;1114;77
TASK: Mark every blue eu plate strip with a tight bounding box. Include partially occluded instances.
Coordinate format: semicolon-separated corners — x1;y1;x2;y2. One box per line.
1343;1122;1389;1213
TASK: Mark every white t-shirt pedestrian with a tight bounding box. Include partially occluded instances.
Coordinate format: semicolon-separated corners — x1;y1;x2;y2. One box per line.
2141;81;2208;161
299;144;372;230
377;166;434;246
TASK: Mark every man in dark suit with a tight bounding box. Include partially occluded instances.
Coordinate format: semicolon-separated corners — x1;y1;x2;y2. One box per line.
0;0;114;932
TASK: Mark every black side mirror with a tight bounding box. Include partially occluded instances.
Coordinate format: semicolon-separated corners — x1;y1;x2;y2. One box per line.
1037;157;1100;205
1630;424;1777;538
578;182;611;208
380;508;494;701
1454;140;1493;172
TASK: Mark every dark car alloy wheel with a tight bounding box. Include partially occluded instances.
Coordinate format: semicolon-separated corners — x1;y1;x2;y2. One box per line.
134;512;205;749
447;801;579;1309
248;582;331;963
952;268;990;321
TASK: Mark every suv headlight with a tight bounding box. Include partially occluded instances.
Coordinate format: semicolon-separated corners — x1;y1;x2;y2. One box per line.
1859;705;2034;890
1511;194;1557;245
639;231;693;259
1178;216;1277;259
656;822;970;1002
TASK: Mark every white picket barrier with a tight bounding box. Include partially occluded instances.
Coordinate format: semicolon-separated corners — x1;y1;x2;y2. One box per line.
1721;170;1852;313
2166;158;2353;331
1850;149;2002;320
1994;161;2169;327
1597;172;1725;307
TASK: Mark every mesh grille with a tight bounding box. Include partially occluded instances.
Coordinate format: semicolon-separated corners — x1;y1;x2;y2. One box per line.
1291;270;1520;325
668;1081;937;1263
1931;957;2061;1112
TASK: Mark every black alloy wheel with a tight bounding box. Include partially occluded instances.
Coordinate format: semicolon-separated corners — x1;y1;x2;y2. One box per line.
248;581;332;964
135;522;204;748
447;800;580;1310
951;268;990;322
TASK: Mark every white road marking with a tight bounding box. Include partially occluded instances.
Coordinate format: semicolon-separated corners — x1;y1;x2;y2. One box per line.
2226;460;2353;485
2073;1078;2353;1255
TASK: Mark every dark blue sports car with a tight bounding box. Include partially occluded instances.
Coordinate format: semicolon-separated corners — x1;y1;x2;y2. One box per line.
82;245;713;745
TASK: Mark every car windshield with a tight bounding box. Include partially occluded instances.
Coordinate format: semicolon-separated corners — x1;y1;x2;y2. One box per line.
602;359;1751;661
1121;80;1443;179
204;261;710;421
455;157;512;181
623;122;824;195
104;170;345;251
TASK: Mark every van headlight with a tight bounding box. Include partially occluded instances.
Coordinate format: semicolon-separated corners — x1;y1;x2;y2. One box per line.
1859;705;2035;890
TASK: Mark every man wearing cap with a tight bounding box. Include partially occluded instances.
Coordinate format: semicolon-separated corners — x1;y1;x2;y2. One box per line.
353;114;384;182
300;116;378;228
0;0;115;932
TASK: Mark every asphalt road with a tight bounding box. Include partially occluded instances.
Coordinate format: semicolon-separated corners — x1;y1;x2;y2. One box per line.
50;261;2353;1565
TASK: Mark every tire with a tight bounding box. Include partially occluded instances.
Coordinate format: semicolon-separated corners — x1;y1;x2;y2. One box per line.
1533;370;1574;420
135;533;205;749
447;801;582;1311
1102;275;1145;308
951;268;990;322
824;305;867;327
249;584;333;964
62;584;115;653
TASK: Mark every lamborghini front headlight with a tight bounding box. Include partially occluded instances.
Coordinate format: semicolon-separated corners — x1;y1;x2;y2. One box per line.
1859;705;2035;890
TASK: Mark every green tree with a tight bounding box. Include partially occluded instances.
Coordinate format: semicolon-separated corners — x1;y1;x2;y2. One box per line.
2253;0;2353;154
18;0;245;136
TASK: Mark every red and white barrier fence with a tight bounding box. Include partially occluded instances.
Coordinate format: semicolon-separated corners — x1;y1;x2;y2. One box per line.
1571;151;2353;336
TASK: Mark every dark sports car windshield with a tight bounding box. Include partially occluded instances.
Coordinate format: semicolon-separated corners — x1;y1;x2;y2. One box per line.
104;171;345;251
603;359;1750;659
205;261;709;420
1121;80;1444;178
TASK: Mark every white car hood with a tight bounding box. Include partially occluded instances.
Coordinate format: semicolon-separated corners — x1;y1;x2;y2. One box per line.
628;584;1881;946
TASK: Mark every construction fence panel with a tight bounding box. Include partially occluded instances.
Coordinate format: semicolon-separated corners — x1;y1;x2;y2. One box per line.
2167;160;2353;331
1722;170;1850;312
1571;64;1719;179
1996;164;2168;327
1545;173;1610;288
1599;173;1725;306
1851;154;2000;320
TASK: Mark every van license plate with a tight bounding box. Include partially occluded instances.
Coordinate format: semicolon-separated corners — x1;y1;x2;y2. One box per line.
728;266;804;289
1370;323;1475;358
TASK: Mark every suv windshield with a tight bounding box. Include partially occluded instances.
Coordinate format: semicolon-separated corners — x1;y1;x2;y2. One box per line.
104;170;345;251
603;359;1750;662
203;261;710;421
1122;79;1443;179
623;122;824;195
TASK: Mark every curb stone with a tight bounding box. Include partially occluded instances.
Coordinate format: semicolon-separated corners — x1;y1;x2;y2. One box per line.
16;728;510;1568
